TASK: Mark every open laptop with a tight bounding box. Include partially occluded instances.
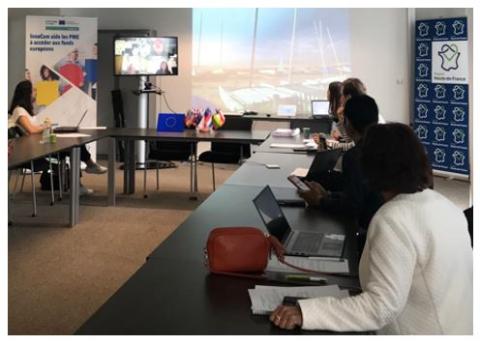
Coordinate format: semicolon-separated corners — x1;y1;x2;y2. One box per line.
53;109;88;133
253;185;345;257
304;149;342;181
311;100;330;118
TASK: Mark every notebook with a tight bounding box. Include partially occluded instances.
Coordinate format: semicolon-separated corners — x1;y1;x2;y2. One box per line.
53;109;88;133
253;185;345;257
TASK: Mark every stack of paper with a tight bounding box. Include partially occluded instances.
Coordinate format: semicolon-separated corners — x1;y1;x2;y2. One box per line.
248;285;349;315
266;256;349;274
272;128;300;137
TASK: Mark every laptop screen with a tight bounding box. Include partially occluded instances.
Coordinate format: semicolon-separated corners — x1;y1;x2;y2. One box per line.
311;100;330;116
253;186;291;241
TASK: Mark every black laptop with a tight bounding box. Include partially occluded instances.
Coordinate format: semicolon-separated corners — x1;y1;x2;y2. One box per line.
253;185;345;257
304;149;342;181
311;100;330;118
53;109;88;133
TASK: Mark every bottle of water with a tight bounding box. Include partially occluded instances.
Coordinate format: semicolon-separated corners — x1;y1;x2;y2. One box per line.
42;120;50;143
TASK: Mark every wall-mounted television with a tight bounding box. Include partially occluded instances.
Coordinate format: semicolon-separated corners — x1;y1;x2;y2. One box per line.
114;36;178;76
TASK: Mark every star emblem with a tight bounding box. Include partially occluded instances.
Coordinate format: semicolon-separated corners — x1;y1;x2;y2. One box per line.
452;151;466;166
434;85;446;99
434;127;446;142
452;107;466;122
452;20;465;36
434;148;446;163
434;105;446;120
452;85;466;100
417;104;428;119
452;128;466;144
418;22;429;37
418;43;429;57
435;21;446;36
418;84;429;98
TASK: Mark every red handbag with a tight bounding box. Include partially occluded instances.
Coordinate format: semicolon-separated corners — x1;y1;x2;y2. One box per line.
204;227;350;278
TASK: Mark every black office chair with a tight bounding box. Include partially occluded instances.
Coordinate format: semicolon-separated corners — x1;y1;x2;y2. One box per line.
144;141;195;197
464;206;473;247
111;89;126;162
198;117;252;191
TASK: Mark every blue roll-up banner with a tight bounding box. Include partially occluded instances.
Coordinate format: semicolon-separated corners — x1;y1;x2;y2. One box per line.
414;17;469;177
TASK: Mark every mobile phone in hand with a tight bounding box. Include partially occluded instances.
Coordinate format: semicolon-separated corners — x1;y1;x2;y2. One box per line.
287;175;311;192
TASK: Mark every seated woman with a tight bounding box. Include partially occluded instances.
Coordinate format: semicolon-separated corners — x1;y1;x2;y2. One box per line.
9;80;107;195
270;123;472;334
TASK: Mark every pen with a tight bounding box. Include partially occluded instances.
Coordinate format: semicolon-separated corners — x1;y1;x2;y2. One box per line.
285;275;327;283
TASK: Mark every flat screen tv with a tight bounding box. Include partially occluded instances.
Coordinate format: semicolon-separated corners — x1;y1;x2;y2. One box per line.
114;36;178;76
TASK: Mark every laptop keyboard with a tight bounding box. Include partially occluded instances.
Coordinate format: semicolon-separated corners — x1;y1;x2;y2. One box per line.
291;232;324;254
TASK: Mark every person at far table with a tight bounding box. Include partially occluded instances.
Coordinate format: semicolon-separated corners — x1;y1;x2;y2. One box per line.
8;80;107;195
299;95;383;231
270;123;472;335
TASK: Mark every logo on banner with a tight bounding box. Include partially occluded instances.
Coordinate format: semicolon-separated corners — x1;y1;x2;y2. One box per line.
434;148;446;163
452;85;466;100
434;85;446;99
452;20;465;35
418;63;429;78
434;127;446;142
415;125;428;140
438;44;461;71
452;128;466;145
452;151;466;166
435;21;447;36
434;105;446;120
417;84;429;98
417;104;428;119
452;107;465;122
418;22;429;37
418;43;429;57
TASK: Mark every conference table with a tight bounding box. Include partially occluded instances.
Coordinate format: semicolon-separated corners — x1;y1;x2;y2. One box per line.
75;132;364;335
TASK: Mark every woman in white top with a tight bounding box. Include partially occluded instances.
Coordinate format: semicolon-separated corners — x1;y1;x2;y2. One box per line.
9;80;107;194
270;123;472;334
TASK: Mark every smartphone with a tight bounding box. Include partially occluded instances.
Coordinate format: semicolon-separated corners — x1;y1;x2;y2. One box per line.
287;175;311;192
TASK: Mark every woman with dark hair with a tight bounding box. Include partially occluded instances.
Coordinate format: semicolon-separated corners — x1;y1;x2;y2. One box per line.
327;81;343;117
9;80;107;194
271;123;472;334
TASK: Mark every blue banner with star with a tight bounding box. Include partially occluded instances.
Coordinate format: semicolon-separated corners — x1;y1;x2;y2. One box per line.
414;17;469;176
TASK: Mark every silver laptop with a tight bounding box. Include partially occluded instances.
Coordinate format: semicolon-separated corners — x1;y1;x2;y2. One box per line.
53;109;88;133
311;100;330;118
253;185;345;257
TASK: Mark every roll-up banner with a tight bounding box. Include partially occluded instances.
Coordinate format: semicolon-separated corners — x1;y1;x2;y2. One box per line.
26;16;98;156
413;17;469;177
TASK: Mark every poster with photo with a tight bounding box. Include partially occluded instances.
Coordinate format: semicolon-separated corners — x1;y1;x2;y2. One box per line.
413;17;469;177
26;16;97;156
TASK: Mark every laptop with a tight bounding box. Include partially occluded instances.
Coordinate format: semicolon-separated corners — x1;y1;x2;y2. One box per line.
253;185;345;257
53;110;88;133
157;113;185;132
311;100;330;118
304;149;342;181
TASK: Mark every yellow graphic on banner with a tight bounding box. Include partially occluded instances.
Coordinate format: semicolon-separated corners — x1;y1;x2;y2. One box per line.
35;80;60;106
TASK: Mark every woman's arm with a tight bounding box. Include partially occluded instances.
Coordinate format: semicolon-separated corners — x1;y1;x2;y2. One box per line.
297;215;417;332
17;116;47;135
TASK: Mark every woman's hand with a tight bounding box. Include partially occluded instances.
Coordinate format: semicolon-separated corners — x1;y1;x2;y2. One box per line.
298;181;329;207
270;305;303;330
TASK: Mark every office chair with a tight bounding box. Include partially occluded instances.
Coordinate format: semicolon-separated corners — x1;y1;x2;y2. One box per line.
198;117;252;191
290;118;333;134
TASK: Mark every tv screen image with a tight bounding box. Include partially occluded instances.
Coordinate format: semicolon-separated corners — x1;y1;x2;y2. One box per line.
114;37;178;76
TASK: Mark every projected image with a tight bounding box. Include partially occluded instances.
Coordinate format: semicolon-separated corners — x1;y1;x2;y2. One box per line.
192;8;351;114
114;37;178;76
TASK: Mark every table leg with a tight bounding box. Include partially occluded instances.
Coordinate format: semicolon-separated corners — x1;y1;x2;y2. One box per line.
193;143;198;192
124;139;136;194
108;137;116;206
69;146;80;227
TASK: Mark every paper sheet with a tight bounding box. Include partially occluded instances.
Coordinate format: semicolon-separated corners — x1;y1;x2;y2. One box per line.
266;255;349;274
270;143;307;149
248;284;349;314
55;133;92;138
291;168;309;177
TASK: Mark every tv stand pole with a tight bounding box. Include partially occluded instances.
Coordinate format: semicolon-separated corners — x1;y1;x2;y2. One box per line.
136;76;148;169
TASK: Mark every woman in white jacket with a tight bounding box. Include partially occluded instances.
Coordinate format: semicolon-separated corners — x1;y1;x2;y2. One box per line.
270;123;472;334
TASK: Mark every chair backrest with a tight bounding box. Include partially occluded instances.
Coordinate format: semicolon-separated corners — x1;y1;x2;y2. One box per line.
464;206;473;247
111;89;126;128
212;116;253;157
290;118;332;134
